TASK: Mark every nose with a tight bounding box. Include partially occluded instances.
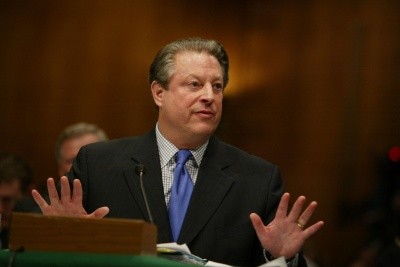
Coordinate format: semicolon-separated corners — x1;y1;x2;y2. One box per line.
201;83;215;102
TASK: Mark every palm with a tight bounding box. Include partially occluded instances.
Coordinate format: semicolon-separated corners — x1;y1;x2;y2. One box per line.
32;176;109;218
250;193;324;259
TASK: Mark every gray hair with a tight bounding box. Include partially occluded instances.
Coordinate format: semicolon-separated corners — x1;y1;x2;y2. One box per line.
55;122;108;161
149;37;229;89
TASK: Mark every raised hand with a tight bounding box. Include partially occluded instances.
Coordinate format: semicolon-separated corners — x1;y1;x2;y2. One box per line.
250;192;324;259
32;176;109;218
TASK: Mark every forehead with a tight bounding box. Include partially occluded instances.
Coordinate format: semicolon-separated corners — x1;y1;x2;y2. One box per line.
60;134;100;158
175;51;219;64
62;133;100;147
172;51;222;76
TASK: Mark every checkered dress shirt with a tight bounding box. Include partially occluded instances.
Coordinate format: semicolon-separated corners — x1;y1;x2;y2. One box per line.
155;124;208;207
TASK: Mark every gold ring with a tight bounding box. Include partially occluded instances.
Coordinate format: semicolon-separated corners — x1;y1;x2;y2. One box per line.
296;221;304;229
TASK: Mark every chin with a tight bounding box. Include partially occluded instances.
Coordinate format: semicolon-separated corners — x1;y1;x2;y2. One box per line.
192;125;217;137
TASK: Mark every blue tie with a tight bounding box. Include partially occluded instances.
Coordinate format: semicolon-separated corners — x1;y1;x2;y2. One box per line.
168;150;194;242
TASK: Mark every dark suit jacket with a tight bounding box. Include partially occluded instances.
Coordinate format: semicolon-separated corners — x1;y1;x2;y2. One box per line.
69;129;299;266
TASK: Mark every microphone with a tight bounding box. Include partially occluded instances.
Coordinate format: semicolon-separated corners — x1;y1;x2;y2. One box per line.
135;164;154;224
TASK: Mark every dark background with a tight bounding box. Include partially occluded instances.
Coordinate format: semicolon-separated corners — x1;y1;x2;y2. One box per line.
1;1;399;266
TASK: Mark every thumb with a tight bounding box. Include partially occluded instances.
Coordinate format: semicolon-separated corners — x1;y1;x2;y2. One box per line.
89;207;110;218
250;212;265;234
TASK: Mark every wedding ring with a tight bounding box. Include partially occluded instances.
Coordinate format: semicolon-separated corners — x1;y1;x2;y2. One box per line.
296;221;304;229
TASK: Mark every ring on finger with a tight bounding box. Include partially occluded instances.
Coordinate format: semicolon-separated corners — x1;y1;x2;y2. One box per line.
296;220;304;229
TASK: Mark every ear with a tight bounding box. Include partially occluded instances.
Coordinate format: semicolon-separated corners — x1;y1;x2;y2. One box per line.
151;81;165;108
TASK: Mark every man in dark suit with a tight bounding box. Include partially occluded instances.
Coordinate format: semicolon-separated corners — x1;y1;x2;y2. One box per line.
33;37;324;266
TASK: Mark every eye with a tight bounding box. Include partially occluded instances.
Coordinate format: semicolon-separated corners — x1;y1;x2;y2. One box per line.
188;81;201;89
213;82;223;91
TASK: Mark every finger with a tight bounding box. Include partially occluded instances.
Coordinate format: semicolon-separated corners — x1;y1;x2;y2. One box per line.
249;213;265;232
287;195;306;222
60;176;71;204
32;189;49;211
47;178;60;205
71;179;83;204
274;192;290;219
302;221;324;239
88;207;110;218
297;201;318;225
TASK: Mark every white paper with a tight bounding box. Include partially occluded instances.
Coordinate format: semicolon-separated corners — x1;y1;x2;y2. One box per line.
157;243;287;267
205;260;232;266
258;256;288;267
157;242;191;254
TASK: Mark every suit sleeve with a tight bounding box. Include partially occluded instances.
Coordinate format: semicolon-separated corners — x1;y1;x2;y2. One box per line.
263;165;284;224
68;145;90;209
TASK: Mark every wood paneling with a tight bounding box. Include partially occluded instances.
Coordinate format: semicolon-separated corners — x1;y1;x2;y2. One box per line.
1;1;399;266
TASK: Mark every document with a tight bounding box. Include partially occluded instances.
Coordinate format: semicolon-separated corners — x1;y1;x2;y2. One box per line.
157;243;207;265
157;243;287;267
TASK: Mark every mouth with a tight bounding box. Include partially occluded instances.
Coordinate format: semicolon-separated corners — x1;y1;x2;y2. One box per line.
196;110;215;118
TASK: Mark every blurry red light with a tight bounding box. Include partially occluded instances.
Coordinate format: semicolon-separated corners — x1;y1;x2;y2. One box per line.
388;146;400;162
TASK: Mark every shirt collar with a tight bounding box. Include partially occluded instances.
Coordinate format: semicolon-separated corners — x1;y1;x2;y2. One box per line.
155;123;208;168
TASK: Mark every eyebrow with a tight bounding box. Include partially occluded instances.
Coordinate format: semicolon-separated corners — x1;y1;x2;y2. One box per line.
184;74;223;82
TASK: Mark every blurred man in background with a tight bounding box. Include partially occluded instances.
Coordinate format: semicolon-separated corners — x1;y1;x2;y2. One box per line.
0;152;34;248
55;122;108;177
13;123;108;215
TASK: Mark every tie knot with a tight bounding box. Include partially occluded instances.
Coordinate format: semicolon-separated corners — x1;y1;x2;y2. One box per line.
175;150;191;165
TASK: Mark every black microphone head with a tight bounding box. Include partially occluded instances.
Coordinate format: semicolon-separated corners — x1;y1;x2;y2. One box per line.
135;164;146;176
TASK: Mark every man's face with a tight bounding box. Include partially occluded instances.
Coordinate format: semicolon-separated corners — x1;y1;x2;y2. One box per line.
0;180;22;229
152;51;224;148
58;133;101;176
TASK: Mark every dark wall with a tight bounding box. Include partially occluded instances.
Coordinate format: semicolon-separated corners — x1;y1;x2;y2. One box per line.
1;1;399;265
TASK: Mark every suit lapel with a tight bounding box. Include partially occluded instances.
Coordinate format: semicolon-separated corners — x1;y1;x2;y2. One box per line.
178;137;234;244
120;132;234;244
122;130;171;242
